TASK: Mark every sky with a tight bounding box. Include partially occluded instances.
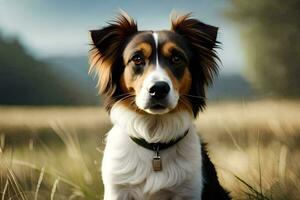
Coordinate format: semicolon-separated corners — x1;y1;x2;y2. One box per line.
0;0;245;74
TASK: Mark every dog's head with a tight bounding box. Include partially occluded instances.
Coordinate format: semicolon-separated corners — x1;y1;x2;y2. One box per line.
90;13;219;117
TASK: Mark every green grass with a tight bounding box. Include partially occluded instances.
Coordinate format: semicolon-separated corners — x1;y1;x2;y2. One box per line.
0;100;300;199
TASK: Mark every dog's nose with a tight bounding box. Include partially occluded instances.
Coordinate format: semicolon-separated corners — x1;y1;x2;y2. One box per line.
149;81;170;100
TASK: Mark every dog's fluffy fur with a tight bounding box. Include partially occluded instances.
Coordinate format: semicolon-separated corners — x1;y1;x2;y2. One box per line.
89;13;231;200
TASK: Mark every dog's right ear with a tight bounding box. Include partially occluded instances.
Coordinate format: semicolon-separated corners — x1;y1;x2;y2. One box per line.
89;13;138;96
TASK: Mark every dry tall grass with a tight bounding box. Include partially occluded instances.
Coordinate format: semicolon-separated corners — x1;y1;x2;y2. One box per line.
0;100;299;199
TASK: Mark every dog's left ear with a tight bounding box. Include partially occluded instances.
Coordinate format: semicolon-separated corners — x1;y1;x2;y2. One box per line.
171;14;220;116
89;13;138;96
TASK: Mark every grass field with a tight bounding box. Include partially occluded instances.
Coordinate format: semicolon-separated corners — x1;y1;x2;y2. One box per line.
0;100;300;199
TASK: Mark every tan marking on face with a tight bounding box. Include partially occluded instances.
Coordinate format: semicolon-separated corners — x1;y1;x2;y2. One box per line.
123;42;152;64
161;42;188;60
178;68;192;94
163;67;191;93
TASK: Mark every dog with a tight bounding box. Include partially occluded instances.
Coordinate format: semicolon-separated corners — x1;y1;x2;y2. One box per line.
89;12;231;200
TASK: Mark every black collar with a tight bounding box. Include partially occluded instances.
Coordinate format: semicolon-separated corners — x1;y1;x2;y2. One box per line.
129;129;189;152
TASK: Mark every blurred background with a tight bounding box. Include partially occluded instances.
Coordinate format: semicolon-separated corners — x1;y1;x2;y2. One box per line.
0;0;299;199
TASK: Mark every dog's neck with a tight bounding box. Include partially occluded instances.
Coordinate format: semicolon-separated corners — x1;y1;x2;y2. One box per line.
110;104;194;143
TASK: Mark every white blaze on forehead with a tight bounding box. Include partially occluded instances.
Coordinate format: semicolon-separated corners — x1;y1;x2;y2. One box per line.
152;32;160;69
153;32;159;49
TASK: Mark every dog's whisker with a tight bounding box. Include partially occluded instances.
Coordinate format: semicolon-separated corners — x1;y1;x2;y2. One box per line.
107;94;131;106
181;94;207;100
113;93;134;99
113;94;135;106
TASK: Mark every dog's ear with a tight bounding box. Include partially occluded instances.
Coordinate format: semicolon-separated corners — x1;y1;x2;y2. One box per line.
89;13;138;96
171;14;220;116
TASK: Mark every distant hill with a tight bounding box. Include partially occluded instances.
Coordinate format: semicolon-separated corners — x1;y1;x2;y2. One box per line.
44;56;100;105
208;73;253;100
0;36;100;105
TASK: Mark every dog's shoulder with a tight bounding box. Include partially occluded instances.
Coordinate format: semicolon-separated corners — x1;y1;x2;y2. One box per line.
201;143;231;200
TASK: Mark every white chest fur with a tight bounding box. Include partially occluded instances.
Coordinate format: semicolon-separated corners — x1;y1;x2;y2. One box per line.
101;105;203;200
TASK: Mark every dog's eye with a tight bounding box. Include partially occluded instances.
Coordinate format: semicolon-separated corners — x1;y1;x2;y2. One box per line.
170;55;183;65
132;54;145;65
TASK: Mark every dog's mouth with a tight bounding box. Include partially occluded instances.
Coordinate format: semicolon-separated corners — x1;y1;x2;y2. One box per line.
150;104;166;110
143;102;171;114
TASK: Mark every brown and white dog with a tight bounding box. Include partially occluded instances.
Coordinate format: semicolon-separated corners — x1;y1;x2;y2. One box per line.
89;12;231;200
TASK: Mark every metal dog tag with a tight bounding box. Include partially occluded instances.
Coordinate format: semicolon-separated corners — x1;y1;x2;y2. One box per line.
153;149;162;171
153;157;162;171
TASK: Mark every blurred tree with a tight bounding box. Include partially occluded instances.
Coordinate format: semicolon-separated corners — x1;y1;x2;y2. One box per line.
226;0;300;97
